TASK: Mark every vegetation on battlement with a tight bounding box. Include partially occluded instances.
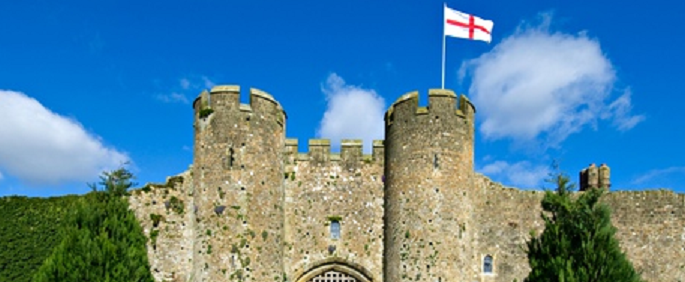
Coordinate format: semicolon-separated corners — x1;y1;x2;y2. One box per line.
136;175;184;194
199;108;214;118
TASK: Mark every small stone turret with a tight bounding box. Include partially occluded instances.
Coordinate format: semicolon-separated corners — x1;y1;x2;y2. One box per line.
580;163;611;191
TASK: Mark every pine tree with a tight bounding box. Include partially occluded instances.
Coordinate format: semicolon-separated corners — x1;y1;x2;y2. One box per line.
32;168;154;282
524;164;643;282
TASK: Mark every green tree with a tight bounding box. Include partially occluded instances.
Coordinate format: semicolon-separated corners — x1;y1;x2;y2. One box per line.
524;164;643;282
0;195;81;282
32;167;154;282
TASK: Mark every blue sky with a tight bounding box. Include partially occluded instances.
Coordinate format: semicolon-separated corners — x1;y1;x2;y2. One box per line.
1;0;684;197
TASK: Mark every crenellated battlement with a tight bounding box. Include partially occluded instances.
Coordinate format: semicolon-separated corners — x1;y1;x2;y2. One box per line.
384;89;475;126
192;85;287;127
284;138;384;164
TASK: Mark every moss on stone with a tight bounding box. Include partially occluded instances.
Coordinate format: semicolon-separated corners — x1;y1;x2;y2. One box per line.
168;196;184;214
327;215;342;222
230;269;243;280
149;213;163;227
199;108;214;118
150;229;160;246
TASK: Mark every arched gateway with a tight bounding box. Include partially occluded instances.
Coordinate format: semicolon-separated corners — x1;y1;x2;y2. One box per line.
295;259;373;282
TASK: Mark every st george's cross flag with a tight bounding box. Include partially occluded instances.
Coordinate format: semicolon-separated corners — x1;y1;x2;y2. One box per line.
444;5;493;43
441;4;493;88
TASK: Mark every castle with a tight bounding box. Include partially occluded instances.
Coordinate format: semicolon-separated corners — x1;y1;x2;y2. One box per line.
128;85;685;282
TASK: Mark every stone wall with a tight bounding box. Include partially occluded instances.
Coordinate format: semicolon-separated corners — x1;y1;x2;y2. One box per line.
604;190;685;281
128;169;685;282
470;174;685;282
472;175;546;282
282;139;384;282
128;172;195;282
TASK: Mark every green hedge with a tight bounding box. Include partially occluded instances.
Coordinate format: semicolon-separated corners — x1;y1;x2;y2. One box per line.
0;195;82;282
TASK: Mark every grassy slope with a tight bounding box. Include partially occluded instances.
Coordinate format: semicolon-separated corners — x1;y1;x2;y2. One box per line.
0;195;82;282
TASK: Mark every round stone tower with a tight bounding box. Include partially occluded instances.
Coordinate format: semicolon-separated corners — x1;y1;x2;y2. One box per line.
383;89;477;282
191;85;286;281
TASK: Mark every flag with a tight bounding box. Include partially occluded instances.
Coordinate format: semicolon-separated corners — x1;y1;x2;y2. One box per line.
444;5;493;43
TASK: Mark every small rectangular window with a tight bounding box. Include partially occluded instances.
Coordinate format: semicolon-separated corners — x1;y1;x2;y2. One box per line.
330;220;341;240
483;255;493;273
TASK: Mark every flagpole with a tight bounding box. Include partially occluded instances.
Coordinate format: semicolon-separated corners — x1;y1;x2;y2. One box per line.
442;35;446;89
441;3;446;89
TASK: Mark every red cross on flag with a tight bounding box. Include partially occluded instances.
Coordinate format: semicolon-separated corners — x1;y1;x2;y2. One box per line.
440;4;494;89
444;5;493;43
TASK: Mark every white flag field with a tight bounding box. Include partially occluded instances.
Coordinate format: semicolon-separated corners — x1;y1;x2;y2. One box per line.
444;5;494;42
441;4;494;88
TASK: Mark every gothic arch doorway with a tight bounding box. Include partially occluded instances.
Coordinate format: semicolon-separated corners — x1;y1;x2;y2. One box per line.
295;259;373;282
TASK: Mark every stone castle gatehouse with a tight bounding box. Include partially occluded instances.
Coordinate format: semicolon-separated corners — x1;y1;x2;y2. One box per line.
128;85;685;282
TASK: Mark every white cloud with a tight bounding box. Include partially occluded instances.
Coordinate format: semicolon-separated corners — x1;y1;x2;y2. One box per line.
460;13;644;146
156;92;189;104
0;171;3;180
156;76;216;104
201;76;215;89
180;78;191;90
603;89;645;131
479;160;550;188
0;90;130;185
317;73;386;153
632;167;685;185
